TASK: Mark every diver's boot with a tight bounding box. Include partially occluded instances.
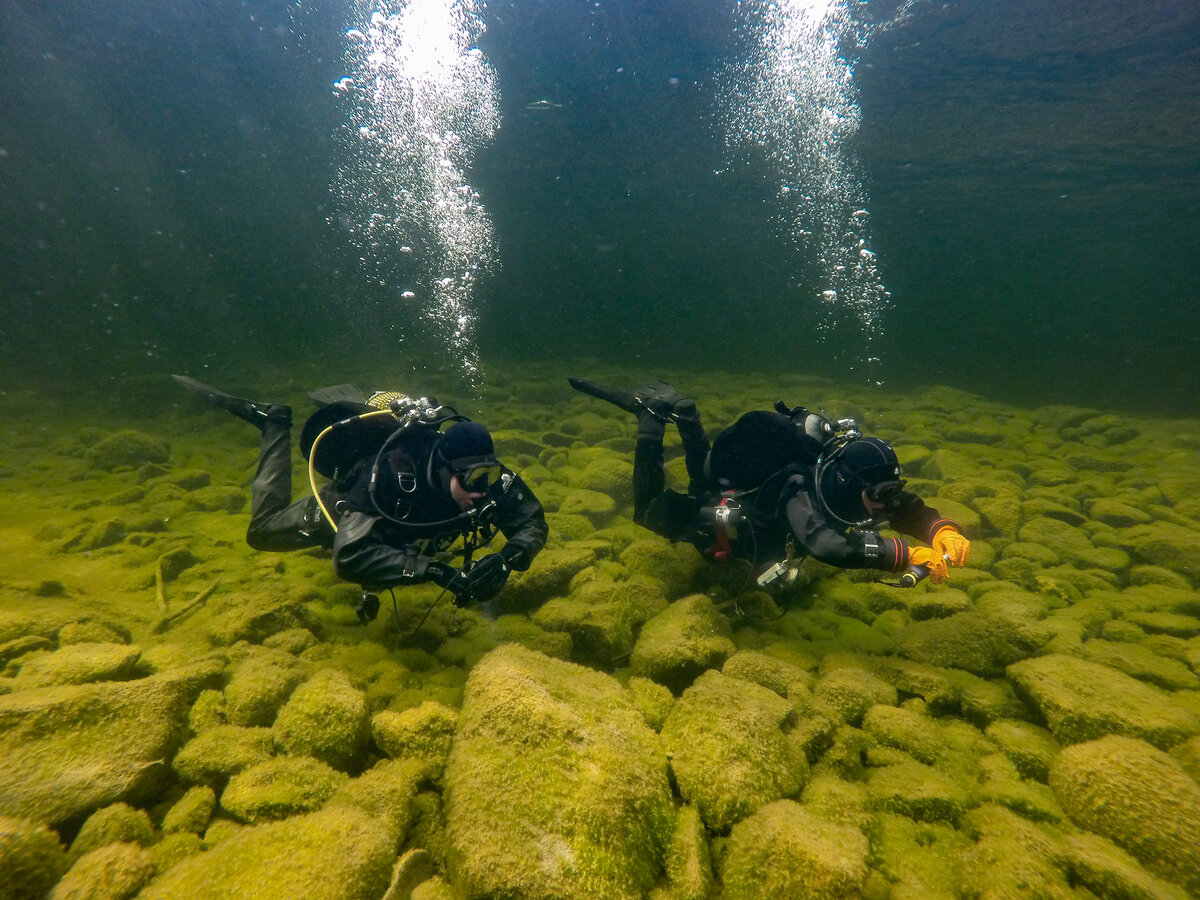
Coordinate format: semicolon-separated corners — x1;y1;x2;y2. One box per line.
172;375;292;430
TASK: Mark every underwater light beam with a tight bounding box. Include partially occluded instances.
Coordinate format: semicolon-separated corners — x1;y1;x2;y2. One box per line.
332;0;500;386
723;0;891;380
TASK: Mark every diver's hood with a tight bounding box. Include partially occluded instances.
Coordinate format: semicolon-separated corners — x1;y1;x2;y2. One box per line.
816;437;901;526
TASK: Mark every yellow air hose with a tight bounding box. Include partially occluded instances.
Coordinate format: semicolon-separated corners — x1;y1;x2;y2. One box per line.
307;408;398;533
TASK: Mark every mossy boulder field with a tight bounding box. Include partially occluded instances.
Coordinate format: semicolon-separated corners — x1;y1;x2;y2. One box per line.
2;363;1200;899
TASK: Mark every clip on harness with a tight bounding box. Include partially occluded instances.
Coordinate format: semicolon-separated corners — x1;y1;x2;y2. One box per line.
706;493;741;563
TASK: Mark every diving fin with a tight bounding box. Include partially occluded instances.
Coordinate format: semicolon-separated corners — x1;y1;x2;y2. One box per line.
307;383;367;407
172;374;291;428
567;377;639;414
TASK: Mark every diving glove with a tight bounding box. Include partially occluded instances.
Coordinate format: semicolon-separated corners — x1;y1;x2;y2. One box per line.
908;547;949;584
465;553;510;604
932;526;971;568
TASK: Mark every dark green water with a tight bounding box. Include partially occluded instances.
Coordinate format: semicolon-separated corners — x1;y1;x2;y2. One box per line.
1;0;1197;412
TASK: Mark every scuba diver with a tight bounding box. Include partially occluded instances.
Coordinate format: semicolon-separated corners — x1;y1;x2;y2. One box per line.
568;377;970;591
172;376;548;622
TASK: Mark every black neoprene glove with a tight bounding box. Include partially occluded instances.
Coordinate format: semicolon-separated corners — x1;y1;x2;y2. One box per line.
465;553;510;604
425;560;470;605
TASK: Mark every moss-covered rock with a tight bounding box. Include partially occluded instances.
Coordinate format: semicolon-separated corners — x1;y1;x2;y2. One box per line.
12;642;142;688
86;430;170;471
984;719;1061;782
0;670;202;826
139;806;396;900
207;590;317;647
621;538;702;597
148;831;203;878
1059;830;1190;900
866;759;973;824
172;725;275;788
0;816;68;900
274;668;370;772
861;704;945;765
630;595;736;694
958;804;1075;900
162;785;217;835
221;756;348;823
498;546;601;613
657;804;713;900
1007;654;1200;748
1050;735;1200;893
717;799;869;900
1079;637;1200;690
867;812;969;900
812;665;898;726
534;576;667;665
721;649;812;696
892;612;1044;677
442;644;673;900
329;758;422;847
52;841;156;900
371;700;458;779
625;676;674;732
67;803;154;863
223;647;304;727
661;670;807;832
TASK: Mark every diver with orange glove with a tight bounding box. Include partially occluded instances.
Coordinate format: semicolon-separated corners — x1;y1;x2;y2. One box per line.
569;377;970;590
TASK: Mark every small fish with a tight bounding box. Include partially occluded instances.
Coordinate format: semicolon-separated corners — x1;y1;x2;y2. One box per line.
524;99;563;110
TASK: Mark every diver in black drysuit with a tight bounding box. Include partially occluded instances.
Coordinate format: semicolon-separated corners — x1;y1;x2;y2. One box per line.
172;376;548;615
568;378;970;584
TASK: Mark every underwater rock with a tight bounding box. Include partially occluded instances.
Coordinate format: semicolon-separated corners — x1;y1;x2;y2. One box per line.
867;758;973;824
1050;735;1200;894
329;758;422;847
625;676;674;732
371;700;458;780
812;665;898;726
721;649;813;697
867;812;969;899
221;756;348;823
11;642;142;689
223;647;305;727
658;803;713;900
0;670;200;826
892;611;1045;678
172;724;275;788
161;785;216;835
861;704;944;765
140;805;396;900
621;537;702;597
273;668;370;772
630;594;737;694
57;619;131;645
85;430;170;471
0;634;55;667
499;545;600;612
0;816;68;900
207;589;317;646
972;494;1022;539
661;670;807;832
958;804;1075;900
148;831;203;878
67;802;154;864
442;644;673;900
717;799;868;900
1007;654;1200;749
557;488;617;523
1079;637;1200;690
52;841;155;900
1059;830;1190;900
983;719;1061;782
974;752;1065;824
262;627;320;655
534;576;667;665
183;484;246;513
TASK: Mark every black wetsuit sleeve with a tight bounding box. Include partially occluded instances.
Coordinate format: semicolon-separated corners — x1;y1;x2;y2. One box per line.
332;511;450;590
494;473;548;571
784;486;907;572
885;491;957;544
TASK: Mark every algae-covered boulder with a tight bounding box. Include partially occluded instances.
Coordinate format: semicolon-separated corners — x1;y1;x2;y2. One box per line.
721;650;812;696
861;704;944;765
499;546;600;612
812;666;899;726
67;802;154;863
867;759;973;824
172;724;275;787
442;644;674;900
139;806;396;900
717;799;869;900
621;537;702;597
207;590;317;646
626;676;674;732
868;812;969;899
221;756;349;823
162;785;217;835
983;719;1061;782
223;647;304;727
0;671;199;826
11;642;142;688
371;700;458;779
0;816;68;900
86;430;170;470
1050;735;1200;893
328;758;422;846
661;670;807;832
959;804;1075;900
1059;830;1191;900
630;595;737;694
891;612;1043;677
52;841;156;899
1007;654;1200;748
274;668;370;772
533;576;667;665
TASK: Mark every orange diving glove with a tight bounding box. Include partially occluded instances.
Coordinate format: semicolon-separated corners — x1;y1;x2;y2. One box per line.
908;546;949;584
933;525;971;568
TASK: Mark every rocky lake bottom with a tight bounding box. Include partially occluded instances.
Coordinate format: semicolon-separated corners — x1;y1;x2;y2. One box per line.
2;360;1199;899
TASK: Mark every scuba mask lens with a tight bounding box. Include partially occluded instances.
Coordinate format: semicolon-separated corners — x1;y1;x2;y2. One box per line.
456;462;503;493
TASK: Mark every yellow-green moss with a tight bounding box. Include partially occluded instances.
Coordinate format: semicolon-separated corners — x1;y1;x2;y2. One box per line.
52;841;155;900
67;803;154;863
630;595;736;695
273;668;370;772
220;756;348;823
0;816;68;900
162;785;217;835
172;724;274;787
